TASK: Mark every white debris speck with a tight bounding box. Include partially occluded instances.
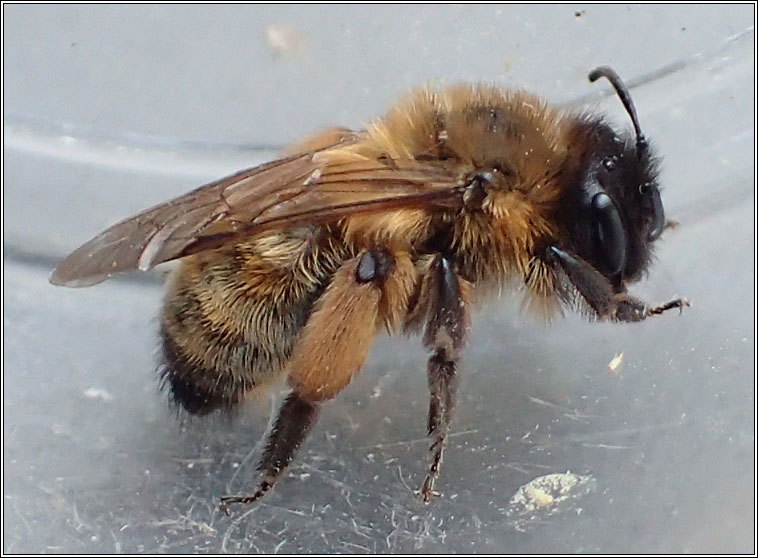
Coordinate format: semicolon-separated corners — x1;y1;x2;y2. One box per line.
525;485;554;507
303;168;322;186
608;352;624;373
266;24;305;56
506;472;596;532
83;387;114;402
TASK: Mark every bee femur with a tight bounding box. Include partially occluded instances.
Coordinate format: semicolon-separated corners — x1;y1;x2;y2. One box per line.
588;66;647;156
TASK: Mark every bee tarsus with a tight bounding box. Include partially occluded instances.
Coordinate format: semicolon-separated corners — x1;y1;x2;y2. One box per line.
645;297;690;317
220;392;319;514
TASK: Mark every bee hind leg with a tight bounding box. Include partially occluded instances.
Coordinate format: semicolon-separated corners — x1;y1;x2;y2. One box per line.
219;392;319;514
220;250;397;514
411;255;471;502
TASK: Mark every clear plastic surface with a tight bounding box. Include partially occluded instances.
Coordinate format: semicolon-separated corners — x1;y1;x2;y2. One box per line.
4;5;754;553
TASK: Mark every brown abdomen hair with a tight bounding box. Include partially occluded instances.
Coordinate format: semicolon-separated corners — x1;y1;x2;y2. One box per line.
159;227;347;414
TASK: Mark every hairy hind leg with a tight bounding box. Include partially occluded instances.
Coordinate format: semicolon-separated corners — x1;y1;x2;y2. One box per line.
220;249;415;514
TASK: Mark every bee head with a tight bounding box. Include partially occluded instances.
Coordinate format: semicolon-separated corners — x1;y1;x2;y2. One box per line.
561;67;665;288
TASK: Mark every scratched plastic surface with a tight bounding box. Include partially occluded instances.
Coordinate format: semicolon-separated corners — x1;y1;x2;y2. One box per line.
3;5;754;553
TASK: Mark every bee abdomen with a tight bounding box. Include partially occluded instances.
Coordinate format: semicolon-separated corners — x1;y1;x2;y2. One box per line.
159;330;252;414
159;285;320;414
157;230;347;415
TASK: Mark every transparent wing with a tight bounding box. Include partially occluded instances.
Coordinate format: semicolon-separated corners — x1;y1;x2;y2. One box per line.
50;141;463;287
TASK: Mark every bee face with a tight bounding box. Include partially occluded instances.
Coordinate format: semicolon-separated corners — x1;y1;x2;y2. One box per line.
561;120;664;287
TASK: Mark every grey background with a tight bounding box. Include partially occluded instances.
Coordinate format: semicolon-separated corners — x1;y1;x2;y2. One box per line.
4;4;755;553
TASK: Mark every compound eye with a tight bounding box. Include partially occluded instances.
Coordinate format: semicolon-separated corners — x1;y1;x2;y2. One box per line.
591;192;627;275
647;187;666;241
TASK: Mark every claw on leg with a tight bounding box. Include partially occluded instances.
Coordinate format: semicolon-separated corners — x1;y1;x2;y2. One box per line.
420;475;442;503
647;297;689;316
219;488;267;516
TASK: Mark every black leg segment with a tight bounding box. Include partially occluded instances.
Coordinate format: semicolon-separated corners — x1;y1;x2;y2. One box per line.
422;350;459;502
219;392;319;514
418;255;469;502
547;246;688;322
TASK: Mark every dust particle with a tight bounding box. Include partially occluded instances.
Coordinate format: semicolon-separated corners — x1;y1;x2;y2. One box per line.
266;24;305;57
83;387;114;402
608;352;624;373
506;472;596;532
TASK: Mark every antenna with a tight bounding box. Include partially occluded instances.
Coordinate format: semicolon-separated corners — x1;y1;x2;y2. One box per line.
589;66;647;156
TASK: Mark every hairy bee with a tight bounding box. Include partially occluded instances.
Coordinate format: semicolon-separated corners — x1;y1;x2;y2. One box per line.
51;67;686;513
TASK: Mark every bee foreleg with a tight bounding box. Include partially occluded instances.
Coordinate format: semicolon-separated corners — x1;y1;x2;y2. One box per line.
220;250;392;514
546;246;688;321
417;255;471;502
612;293;689;322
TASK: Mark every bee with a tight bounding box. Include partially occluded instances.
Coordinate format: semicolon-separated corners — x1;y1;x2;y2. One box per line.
51;67;687;513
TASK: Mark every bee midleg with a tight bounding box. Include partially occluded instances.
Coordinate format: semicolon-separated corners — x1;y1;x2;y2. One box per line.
220;249;414;512
546;246;688;321
410;255;471;502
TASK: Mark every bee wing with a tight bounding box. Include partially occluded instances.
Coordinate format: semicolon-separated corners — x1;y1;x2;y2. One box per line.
50;143;464;287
